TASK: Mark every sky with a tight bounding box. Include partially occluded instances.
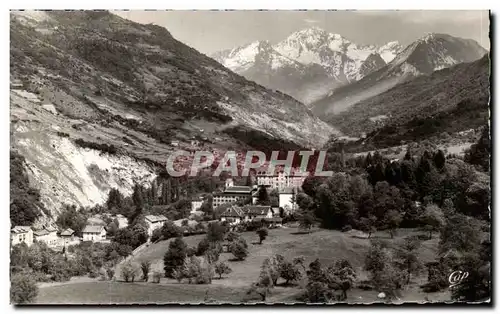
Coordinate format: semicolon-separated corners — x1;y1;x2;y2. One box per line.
113;10;490;54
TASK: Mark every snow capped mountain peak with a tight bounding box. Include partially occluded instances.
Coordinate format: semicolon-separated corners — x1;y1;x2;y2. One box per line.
377;41;403;63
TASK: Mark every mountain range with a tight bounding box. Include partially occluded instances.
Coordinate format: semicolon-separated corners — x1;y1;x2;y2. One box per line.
212;27;403;104
311;33;487;117
329;54;490;149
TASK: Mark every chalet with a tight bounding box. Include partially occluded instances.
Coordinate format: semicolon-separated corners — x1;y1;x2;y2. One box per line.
220;206;246;225
60;228;79;246
82;225;106;242
243;205;273;220
213;178;253;208
33;225;60;247
220;205;273;225
11;226;33;247
145;215;168;237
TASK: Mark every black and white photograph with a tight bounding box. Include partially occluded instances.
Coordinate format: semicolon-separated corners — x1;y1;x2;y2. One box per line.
9;9;491;305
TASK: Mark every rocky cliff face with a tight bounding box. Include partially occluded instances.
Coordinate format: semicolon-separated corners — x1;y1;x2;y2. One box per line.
10;11;336;216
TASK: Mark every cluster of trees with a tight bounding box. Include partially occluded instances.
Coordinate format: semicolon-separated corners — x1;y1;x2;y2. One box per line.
56;204;88;235
162;222;250;284
10;240;131;303
10;151;48;226
246;255;305;301
297;147;490;236
305;258;356;302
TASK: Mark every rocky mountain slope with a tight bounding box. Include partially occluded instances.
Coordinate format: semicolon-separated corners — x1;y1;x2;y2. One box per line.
10;11;335;215
312;33;487;117
329;54;490;150
213;27;402;104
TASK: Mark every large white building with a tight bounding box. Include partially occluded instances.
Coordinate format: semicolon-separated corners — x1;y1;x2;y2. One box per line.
213;178;254;208
11;226;33;247
256;170;306;191
145;215;168;237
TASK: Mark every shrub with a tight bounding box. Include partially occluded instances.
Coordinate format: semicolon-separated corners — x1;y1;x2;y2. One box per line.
230;239;249;261
256;227;269;244
141;261;151;282
10;272;39;304
341;225;352;233
106;267;115;280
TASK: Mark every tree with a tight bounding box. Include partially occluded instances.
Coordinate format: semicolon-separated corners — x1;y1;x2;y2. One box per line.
10;272;38;304
359;215;377;238
121;261;139;282
439;213;482;255
364;240;404;299
214;261;232;279
230;238;248;261
140;261;151;282
293;256;306;272
160;221;182;240
132;183;144;210
279;261;302;285
331;259;356;300
433;150;446;170
106;219;119;238
394;236;423;285
163;237;187;278
382;210;402;239
56;204;88;235
256;227;269;244
206;221;226;243
420;204;445;239
464;125;490;172
256;186;271;205
298;211;315;232
106;188;124;213
296;193;314;211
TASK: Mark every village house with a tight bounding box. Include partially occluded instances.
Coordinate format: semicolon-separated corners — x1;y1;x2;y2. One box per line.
82;225;107;242
213;178;253;208
244;205;274;220
220;206;246;225
11;226;33;247
145;215;168;237
220;204;282;227
60;228;80;246
33;225;60;247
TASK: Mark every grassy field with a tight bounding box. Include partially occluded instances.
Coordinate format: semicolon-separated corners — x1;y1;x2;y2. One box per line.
37;227;450;304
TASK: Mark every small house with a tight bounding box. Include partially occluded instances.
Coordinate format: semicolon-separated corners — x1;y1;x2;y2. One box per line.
33;225;60;247
145;215;168;237
82;225;106;242
11;226;33;247
220;206;245;225
60;228;79;246
243;205;273;220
